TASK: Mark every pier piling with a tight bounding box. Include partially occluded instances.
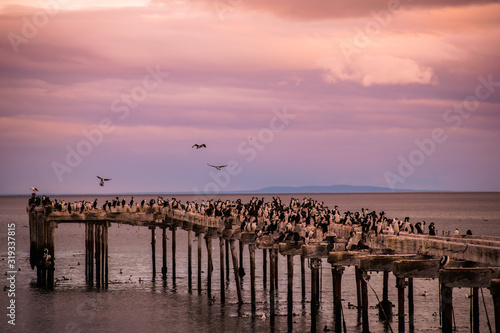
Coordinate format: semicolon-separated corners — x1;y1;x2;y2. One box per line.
287;254;293;331
230;239;243;305
198;233;202;294
220;237;225;304
150;226;156;280
162;227;167;280
249;243;256;313
172;226;176;287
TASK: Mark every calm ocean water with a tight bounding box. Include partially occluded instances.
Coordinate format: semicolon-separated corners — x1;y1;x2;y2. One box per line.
1;192;499;332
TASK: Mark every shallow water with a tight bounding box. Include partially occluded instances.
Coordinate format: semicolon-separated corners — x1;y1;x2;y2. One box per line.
1;192;499;332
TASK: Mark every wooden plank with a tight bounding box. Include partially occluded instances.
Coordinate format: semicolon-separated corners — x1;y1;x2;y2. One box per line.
393;259;441;279
440;268;500;288
358;254;417;272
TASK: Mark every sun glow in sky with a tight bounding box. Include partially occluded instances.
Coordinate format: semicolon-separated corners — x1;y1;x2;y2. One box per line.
1;0;499;195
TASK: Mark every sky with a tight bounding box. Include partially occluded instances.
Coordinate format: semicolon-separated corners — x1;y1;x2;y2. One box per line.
1;0;499;195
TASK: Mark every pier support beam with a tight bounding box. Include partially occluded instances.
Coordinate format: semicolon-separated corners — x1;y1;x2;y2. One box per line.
197;233;202;294
220;238;225;304
471;287;479;333
249;243;256;313
263;249;267;290
103;224;108;289
301;254;305;300
440;284;453;333
225;239;230;282
239;241;245;281
96;224;101;287
360;269;369;333
230;239;243;305
206;237;213;299
287;254;293;331
488;279;500;333
270;248;276;326
379;270;393;322
171;226;176;287
162;227;167;280
275;248;279;291
355;266;363;316
150;226;156;280
397;276;406;333
188;230;192;292
332;265;344;333
311;258;320;333
408;278;414;332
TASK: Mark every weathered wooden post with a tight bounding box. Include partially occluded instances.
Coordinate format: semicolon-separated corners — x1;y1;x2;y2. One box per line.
104;223;108;289
206;237;213;299
162;227;167;280
408;277;414;332
301;254;305;300
270;248;276;325
274;248;279;291
172;226;176;286
489;279;500;333
397;276;406;333
332;265;344;333
150;226;156;280
89;223;94;286
263;249;267;290
230;239;243;304
239;240;245;278
198;233;202;294
249;243;256;313
95;224;101;287
360;269;369;333
225;239;230;282
85;222;89;283
46;221;56;288
287;254;293;331
188;229;192;292
311;258;320;333
440;283;453;333
472;287;479;333
220;237;225;304
379;270;393;321
356;266;363;316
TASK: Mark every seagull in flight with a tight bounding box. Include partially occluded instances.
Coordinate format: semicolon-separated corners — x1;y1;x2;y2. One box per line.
207;164;227;170
97;176;111;186
192;144;206;149
30;187;39;192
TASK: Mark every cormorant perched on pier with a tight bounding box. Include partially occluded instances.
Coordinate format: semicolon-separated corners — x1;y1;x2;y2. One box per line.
97;176;111;186
192;144;206;149
439;255;450;269
428;222;436;236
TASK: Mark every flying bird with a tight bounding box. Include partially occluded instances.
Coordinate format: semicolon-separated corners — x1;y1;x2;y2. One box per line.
192;144;206;149
30;187;39;192
97;176;111;186
207;164;227;170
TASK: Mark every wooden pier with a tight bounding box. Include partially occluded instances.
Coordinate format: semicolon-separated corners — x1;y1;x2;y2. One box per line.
27;194;500;333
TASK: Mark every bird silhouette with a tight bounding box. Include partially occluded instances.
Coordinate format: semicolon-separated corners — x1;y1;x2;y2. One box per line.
192;144;206;149
97;176;111;186
207;164;227;170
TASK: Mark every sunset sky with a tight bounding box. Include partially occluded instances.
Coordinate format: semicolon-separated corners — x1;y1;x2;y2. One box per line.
1;0;499;195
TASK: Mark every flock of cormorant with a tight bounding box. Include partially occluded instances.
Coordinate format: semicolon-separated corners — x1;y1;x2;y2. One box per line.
29;194;464;250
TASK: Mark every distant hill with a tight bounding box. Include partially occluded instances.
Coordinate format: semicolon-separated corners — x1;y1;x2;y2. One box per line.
245;184;420;194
